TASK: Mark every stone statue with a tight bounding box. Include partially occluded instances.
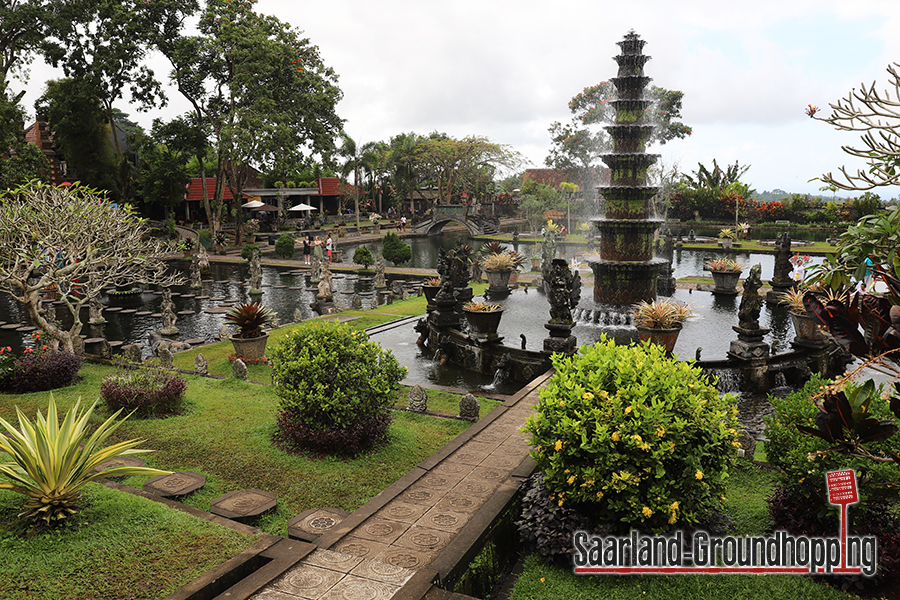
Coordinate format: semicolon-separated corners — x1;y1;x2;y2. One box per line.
369;295;378;309
407;385;428;412
373;259;386;289
771;232;793;286
547;258;581;325
317;267;333;300
160;288;178;335
459;393;479;421
447;242;472;289
351;293;362;309
194;353;208;375
738;264;764;330
158;345;174;369
189;255;202;289
122;343;143;363
249;249;263;294
232;358;248;380
197;245;210;272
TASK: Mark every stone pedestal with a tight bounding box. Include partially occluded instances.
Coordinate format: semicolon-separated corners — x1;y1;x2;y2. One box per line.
543;323;576;354
728;325;770;392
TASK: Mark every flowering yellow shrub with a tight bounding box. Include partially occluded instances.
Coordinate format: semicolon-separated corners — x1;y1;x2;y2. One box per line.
524;335;740;533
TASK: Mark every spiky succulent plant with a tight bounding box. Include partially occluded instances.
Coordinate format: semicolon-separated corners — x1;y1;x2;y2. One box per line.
224;302;275;338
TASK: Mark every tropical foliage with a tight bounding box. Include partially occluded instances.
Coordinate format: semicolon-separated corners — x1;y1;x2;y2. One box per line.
0;396;168;524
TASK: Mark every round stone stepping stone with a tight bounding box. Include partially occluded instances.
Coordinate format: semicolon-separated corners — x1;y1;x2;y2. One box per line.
143;471;206;498
289;286;303;290
210;297;226;301
217;303;234;308
287;507;350;542
358;277;373;283
93;456;146;477
135;311;152;316
215;280;230;284
119;309;137;314
104;306;122;312
305;287;318;292
204;307;230;314
151;291;162;295
108;341;123;348
150;313;162;318
17;326;37;332
184;338;206;346
1;323;21;329
210;489;276;521
201;279;214;282
273;285;287;289
340;290;354;295
195;295;210;300
181;294;195;299
169;292;181;297
177;310;195;315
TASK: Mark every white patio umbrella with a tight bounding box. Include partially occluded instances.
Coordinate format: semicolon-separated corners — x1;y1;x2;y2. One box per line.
241;200;264;209
288;203;318;211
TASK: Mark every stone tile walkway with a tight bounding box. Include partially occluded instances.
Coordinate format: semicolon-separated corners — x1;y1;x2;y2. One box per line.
248;371;552;600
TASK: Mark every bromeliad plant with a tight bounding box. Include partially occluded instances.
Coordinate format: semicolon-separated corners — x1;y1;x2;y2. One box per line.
0;396;169;524
632;299;695;329
463;301;504;312
707;257;743;272
224;302;275;339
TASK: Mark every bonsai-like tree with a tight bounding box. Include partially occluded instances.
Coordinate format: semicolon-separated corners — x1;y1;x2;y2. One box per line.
353;245;374;269
381;232;411;265
0;182;183;352
810;63;900;191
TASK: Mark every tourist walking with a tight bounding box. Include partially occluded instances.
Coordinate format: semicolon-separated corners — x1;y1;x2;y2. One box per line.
400;215;407;231
325;234;333;264
303;236;311;265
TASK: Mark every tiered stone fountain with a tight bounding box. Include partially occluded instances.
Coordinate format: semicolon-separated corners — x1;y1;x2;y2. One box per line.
588;31;666;306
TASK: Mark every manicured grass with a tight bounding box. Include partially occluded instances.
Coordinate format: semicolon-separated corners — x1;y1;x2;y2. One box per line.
509;463;849;600
392;387;501;419
0;483;259;600
0;363;477;537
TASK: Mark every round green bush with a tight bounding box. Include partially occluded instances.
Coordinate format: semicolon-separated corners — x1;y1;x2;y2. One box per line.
270;321;406;454
382;232;411;265
241;243;260;261
275;234;295;259
353;245;374;269
524;335;740;533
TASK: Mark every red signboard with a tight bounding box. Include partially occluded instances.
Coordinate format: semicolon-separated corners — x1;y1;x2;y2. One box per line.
826;469;859;505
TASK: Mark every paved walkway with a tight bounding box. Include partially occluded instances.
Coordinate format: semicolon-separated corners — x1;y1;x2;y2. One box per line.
248;372;552;600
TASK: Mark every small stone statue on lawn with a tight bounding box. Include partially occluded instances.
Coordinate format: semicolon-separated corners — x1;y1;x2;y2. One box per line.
232;358;248;380
158;345;174;369
194;353;208;375
351;293;362;309
407;385;428;412
459;393;479;421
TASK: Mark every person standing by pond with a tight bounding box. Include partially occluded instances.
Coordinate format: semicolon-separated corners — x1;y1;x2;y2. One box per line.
313;236;324;262
325;233;333;264
303;236;311;265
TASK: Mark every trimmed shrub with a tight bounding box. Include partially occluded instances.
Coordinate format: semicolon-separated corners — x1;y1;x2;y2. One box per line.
352;245;374;269
241;243;260;261
524;335;740;534
100;367;187;417
0;350;82;393
270;320;405;454
275;234;295;259
382;232;411;265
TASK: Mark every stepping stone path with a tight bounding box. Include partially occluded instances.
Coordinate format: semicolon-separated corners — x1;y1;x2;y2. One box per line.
181;294;195;299
150;313;162;318
104;306;122;312
119;309;137;314
273;285;287;289
184;338;206;346
177;310;195;315
210;297;226;301
93;456;146;477
135;311;152;316
204;307;230;314
288;508;350;542
195;295;210;300
143;471;206;498
16;326;36;332
210;489;276;522
289;286;303;290
1;323;21;329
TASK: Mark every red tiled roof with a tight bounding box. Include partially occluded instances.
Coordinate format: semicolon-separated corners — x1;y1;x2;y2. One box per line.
185;178;248;202
318;177;341;196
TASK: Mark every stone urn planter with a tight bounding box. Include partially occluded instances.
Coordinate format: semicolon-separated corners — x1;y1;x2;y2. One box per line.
636;324;682;353
230;332;269;359
710;270;741;295
423;284;441;305
790;312;828;341
484;269;513;292
463;303;504;343
530;258;541;271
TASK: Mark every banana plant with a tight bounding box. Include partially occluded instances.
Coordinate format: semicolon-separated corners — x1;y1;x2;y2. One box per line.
0;396;170;524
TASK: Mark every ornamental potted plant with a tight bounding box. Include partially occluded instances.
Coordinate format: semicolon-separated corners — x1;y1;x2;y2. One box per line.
180;237;195;257
778;288;828;342
707;257;743;295
423;277;442;304
463;301;504;342
245;218;260;243
632;298;695;353
482;252;516;291
718;228;737;250
224;302;275;359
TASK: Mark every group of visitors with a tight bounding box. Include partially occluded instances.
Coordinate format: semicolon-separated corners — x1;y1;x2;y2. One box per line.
302;233;333;265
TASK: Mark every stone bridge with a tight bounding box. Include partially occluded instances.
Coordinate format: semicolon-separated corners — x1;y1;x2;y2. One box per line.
411;204;499;236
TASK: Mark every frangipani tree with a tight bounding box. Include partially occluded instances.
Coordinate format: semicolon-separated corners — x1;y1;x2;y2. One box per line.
0;181;183;353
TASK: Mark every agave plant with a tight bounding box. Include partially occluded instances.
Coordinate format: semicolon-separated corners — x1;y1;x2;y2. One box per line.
0;396;169;524
224;302;275;339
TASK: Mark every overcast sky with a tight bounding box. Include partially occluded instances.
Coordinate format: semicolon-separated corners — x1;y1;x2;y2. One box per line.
13;0;900;197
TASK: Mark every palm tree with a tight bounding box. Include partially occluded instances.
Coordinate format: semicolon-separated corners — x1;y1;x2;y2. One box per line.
338;132;378;227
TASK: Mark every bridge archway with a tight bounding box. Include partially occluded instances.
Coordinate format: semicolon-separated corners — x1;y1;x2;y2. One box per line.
422;215;482;236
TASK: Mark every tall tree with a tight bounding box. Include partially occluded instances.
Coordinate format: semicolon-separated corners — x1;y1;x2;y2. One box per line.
546;84;692;200
35;78;119;194
0;86;49;188
137;116;203;217
160;0;343;244
0;0;63;102
338;133;378;227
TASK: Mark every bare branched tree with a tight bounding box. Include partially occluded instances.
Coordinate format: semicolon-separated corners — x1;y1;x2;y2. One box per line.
0;181;183;352
814;63;900;191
